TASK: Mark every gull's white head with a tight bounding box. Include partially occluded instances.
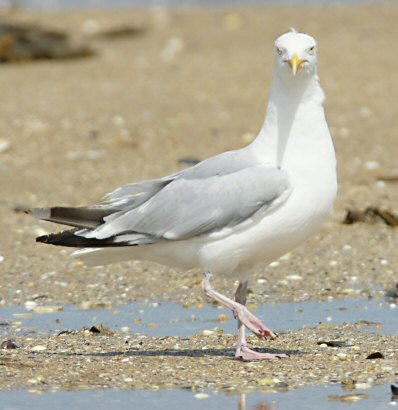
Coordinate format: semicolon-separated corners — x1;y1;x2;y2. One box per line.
274;30;318;79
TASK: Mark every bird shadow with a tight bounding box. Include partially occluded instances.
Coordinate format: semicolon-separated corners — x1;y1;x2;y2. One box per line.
32;347;301;359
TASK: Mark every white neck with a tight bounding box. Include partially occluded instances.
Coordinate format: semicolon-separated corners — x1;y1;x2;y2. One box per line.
251;69;328;169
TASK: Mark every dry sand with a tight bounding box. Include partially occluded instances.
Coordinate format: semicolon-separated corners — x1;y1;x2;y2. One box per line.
0;4;397;392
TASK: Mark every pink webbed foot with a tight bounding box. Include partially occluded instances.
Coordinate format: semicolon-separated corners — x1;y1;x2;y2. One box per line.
232;304;277;340
236;345;288;361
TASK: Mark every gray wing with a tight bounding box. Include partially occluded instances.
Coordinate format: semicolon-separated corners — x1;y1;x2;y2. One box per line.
101;148;256;209
81;165;291;242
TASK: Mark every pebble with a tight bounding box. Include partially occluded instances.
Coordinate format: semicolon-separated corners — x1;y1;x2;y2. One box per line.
269;261;280;268
355;383;371;389
286;274;303;281
336;353;348;361
161;37;184;62
33;306;63;314
194;393;209;399
0;139;11;153
31;345;47;352
0;255;4;263
200;330;214;336
24;301;38;311
365;160;380;170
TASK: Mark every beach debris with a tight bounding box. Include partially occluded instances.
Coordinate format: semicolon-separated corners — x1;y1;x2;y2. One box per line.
178;157;201;166
0;21;94;62
343;207;398;227
391;384;398;396
80;300;112;310
385;283;398;300
31;345;47;352
366;352;384;359
91;25;146;40
216;314;229;322
1;339;19;350
377;174;398;182
328;393;369;403
12;203;29;213
33;305;63;314
83;324;114;335
317;340;354;348
341;378;356;391
194;393;209;399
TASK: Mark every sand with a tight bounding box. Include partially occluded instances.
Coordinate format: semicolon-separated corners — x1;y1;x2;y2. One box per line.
0;4;397;392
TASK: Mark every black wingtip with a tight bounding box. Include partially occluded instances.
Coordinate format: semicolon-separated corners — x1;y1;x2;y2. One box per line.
36;234;50;243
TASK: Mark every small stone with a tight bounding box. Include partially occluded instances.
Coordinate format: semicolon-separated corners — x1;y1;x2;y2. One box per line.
355;383;371;390
336;353;348;361
286;274;303;281
366;352;384;360
0;139;11;153
200;330;214;336
194;393;209;399
216;314;229;322
24;301;38;311
80;300;112;310
31;345;47;352
365;160;380;170
33;305;63;314
329;393;369;402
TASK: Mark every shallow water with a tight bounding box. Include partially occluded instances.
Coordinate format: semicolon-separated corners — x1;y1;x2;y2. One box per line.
0;384;396;410
22;0;381;9
0;297;396;337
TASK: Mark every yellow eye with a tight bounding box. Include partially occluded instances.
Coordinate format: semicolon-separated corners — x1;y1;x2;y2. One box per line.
308;46;316;55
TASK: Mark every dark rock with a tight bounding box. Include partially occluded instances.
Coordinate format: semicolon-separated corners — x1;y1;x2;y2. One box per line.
317;340;354;347
343;207;398;226
1;339;19;349
0;21;95;63
366;352;384;359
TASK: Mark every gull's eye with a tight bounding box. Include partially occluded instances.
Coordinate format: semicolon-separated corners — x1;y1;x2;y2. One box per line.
276;47;283;56
308;46;316;55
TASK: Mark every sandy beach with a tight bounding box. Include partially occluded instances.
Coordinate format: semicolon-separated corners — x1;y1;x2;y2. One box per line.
0;3;397;392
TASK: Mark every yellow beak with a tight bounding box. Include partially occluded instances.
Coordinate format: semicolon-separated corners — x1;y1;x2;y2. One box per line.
289;54;303;76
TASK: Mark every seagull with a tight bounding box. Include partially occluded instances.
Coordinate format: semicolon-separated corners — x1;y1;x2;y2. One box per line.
29;30;337;360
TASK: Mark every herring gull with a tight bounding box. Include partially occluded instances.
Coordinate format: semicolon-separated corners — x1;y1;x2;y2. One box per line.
29;30;337;360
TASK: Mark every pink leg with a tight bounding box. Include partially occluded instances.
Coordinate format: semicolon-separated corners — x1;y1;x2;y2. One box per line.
202;272;287;360
234;281;287;360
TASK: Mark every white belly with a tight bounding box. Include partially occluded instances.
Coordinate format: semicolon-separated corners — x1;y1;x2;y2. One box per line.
197;169;337;276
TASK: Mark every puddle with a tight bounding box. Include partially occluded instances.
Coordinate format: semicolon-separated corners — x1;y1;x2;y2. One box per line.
0;384;396;410
23;0;382;10
0;297;397;337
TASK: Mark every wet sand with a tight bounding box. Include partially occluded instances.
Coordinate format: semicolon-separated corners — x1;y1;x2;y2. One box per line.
0;4;397;392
